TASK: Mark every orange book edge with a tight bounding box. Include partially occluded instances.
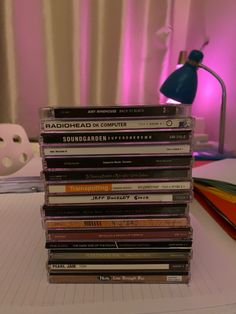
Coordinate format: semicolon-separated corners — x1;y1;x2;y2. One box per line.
194;188;236;240
194;185;236;226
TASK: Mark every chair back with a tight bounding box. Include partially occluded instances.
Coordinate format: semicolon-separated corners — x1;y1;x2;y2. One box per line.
0;124;33;175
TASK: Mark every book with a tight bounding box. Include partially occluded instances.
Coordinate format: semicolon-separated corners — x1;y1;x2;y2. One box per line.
193;159;236;238
194;188;236;240
194;184;236;226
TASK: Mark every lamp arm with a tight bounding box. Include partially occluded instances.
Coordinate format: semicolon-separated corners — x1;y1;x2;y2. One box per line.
198;63;226;154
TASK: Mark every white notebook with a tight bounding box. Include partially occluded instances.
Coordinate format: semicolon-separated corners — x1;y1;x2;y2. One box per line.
193;158;236;185
0;192;236;313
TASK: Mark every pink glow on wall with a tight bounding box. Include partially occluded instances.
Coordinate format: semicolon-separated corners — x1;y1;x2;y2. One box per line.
12;0;47;137
185;0;236;151
193;57;225;138
117;0;153;105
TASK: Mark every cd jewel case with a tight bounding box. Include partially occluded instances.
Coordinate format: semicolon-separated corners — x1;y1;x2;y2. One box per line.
38;104;194;284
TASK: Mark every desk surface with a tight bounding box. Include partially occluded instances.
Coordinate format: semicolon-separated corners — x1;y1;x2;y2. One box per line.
1;194;236;313
0;159;236;313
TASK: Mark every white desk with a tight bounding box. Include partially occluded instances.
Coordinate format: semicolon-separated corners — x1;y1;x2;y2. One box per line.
0;159;236;313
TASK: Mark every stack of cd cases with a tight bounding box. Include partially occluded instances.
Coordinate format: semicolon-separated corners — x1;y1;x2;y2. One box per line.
39;104;194;284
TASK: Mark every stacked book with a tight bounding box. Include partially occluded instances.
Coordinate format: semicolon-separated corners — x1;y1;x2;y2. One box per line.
193;159;236;240
39;104;194;284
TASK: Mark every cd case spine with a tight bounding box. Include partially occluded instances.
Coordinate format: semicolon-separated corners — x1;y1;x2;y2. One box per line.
40;143;193;157
42;167;192;182
45;191;193;206
41;203;190;218
46;226;193;241
42;154;193;170
40;129;193;145
45;180;193;195
40;117;194;131
39;104;192;119
43;216;190;230
47;272;191;284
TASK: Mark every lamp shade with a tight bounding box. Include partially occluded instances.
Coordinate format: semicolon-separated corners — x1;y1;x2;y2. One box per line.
160;50;204;104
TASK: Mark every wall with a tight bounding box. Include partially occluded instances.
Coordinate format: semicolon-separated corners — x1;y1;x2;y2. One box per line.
167;0;191;73
184;0;236;153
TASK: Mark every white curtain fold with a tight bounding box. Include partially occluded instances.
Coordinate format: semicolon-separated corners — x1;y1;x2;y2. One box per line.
0;0;17;123
0;0;173;138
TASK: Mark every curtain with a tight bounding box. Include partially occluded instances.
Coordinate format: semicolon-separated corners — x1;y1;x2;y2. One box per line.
0;0;173;138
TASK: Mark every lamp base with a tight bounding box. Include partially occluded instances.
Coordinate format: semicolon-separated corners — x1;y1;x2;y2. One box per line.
194;141;235;160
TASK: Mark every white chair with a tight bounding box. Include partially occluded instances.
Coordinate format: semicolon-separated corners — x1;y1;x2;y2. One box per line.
0;124;34;176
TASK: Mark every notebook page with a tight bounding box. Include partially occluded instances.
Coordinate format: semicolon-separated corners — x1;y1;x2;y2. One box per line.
1;294;236;314
0;193;236;311
193;158;236;185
